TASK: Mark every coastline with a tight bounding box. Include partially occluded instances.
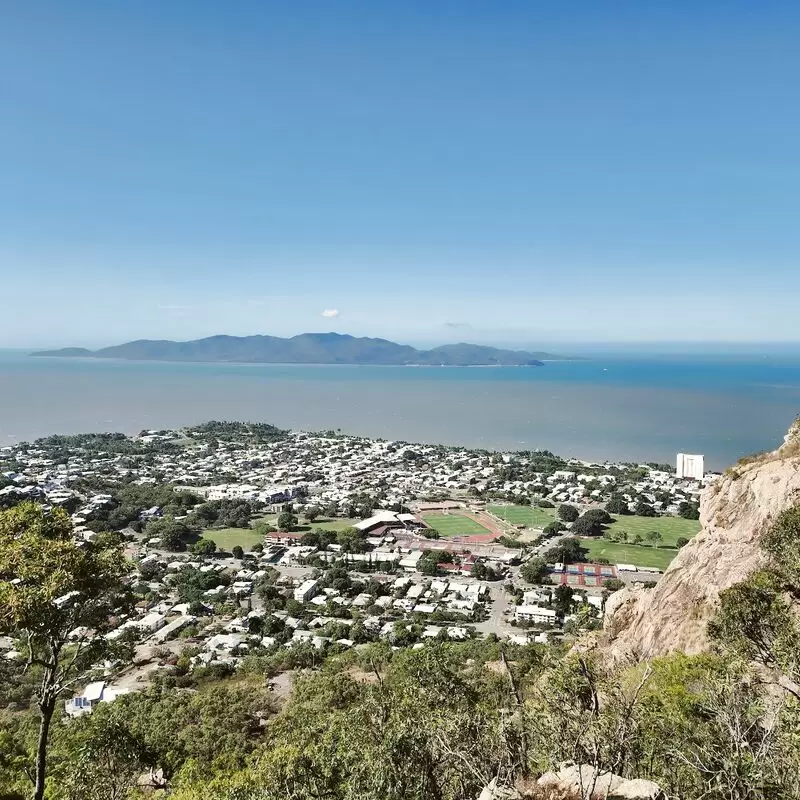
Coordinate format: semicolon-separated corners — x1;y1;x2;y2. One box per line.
27;355;550;368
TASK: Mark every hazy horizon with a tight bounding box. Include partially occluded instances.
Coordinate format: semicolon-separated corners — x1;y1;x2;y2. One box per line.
12;336;800;359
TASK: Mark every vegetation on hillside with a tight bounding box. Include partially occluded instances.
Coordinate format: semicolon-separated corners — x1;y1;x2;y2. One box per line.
1;503;800;797
184;420;288;444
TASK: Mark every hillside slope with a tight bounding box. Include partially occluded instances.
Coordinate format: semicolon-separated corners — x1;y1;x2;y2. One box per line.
602;418;800;661
32;332;557;366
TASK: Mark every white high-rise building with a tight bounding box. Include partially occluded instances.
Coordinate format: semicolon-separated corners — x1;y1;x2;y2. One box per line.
676;453;704;480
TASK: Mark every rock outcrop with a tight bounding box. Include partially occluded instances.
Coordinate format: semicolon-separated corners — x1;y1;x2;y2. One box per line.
536;766;663;799
601;418;800;662
477;767;663;800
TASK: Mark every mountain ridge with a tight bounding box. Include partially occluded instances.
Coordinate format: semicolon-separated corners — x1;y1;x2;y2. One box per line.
31;332;563;366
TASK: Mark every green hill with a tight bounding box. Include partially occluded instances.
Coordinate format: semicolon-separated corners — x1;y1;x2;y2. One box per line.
32;332;561;366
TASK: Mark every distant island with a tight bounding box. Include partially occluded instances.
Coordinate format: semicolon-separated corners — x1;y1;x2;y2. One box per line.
31;332;563;366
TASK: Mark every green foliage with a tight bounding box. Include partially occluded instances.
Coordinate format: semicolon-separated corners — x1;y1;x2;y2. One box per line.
605;495;630;515
175;567;229;604
4;630;800;800
32;431;178;458
709;570;800;683
557;504;579;522
761;505;800;589
542;536;585;564
52;683;276;788
417;549;454;575
679;502;700;520
520;557;549;584
49;706;151;800
0;711;38;798
188;499;254;529
495;535;523;548
634;501;657;517
190;537;217;557
146;516;194;551
582;508;613;525
336;527;369;553
183;646;522;800
185;420;288;444
0;503;131;800
301;528;337;549
80;482;201;532
252;521;276;538
526;651;798;800
470;561;499;581
709;504;800;703
542;520;566;536
277;511;298;532
645;530;663;546
570;515;604;537
552;584;573;616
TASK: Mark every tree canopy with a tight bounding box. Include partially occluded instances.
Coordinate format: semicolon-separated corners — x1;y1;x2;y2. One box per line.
0;503;130;800
557;504;580;522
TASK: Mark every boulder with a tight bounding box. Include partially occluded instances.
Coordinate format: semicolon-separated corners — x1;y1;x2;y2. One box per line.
536;764;663;800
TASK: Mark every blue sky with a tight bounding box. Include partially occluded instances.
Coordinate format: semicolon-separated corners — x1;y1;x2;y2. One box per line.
1;1;799;348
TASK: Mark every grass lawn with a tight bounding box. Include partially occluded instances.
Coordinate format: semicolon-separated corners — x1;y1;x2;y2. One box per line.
487;504;556;529
202;527;265;552
260;516;360;533
579;538;678;571
606;515;701;546
422;513;493;538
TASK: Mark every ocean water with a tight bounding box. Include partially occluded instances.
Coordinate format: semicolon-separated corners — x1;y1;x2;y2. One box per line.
0;350;799;470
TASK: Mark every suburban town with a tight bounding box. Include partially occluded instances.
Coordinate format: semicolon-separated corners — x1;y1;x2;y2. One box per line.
0;421;709;716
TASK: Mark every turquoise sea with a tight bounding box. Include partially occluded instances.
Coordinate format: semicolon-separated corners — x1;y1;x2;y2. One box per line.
1;349;799;470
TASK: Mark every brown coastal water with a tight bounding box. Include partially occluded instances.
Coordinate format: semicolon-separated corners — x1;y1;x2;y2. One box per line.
1;351;799;469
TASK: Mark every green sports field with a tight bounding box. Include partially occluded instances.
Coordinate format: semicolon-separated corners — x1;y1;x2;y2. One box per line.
202;528;265;552
422;513;493;538
487;504;556;528
605;514;700;546
579;538;678;571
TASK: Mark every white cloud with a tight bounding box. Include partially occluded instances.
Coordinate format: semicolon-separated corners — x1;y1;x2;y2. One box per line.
320;308;340;318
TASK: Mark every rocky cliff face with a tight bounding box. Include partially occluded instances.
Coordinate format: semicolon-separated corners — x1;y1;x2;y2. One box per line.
601;418;800;662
